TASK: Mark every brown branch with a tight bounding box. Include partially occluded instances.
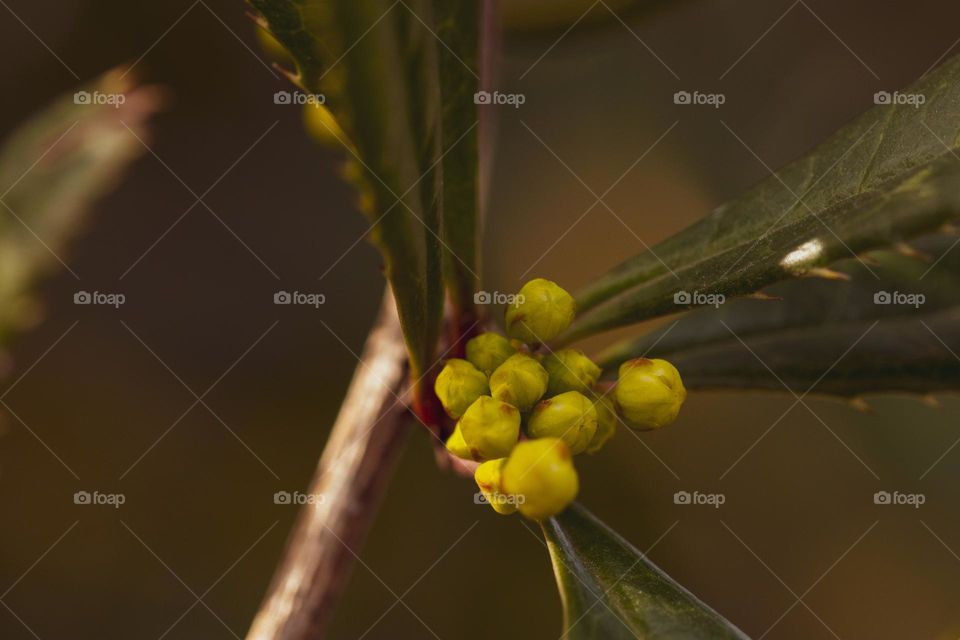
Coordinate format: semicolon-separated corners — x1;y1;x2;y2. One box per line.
246;289;411;640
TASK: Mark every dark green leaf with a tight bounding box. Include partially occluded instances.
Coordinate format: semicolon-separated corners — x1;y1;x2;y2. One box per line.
431;0;480;320
0;69;161;341
597;237;960;397
252;0;462;377
561;53;960;345
543;504;749;640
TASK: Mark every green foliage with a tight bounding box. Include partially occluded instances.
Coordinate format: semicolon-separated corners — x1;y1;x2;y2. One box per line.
0;69;160;344
251;0;480;378
561;53;960;344
598;237;960;397
543;504;749;640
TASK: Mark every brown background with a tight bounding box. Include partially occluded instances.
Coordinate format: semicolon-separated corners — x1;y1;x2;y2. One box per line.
1;1;959;638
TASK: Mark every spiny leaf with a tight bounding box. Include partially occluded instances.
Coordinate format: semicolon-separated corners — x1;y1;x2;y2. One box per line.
543;504;750;640
597;237;960;397
251;0;452;379
0;69;161;341
560;53;960;344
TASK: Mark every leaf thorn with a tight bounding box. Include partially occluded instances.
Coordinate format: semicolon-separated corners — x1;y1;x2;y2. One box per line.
745;291;782;301
806;267;851;281
894;242;931;262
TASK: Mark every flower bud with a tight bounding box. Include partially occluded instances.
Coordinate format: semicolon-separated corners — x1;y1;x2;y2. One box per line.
474;458;517;515
586;395;617;454
526;391;598;454
434;358;489;419
542;349;602;395
459;396;521;461
501;438;578;520
466;332;516;375
445;424;471;460
489;354;548;412
615;358;686;430
504;278;576;344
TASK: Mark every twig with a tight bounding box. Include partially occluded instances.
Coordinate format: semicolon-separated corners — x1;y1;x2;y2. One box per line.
246;289;412;639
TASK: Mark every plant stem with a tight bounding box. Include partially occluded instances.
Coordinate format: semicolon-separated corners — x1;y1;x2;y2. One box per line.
246;289;411;640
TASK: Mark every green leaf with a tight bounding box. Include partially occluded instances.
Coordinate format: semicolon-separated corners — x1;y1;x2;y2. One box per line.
431;0;480;322
561;53;960;345
543;504;749;640
252;0;480;377
252;0;443;377
596;237;960;397
0;69;161;341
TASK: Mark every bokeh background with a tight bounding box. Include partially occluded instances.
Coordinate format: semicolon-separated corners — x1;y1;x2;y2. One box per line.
2;1;960;638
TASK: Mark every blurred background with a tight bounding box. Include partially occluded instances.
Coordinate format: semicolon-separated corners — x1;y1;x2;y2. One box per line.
1;0;960;638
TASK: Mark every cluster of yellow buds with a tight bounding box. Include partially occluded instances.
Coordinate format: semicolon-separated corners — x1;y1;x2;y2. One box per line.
436;279;686;520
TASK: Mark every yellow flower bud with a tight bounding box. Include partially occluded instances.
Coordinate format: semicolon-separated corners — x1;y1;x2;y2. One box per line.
504;278;576;344
542;349;602;395
489;353;548;412
445;424;472;460
474;458;517;515
526;391;598;454
615;358;686;430
459;396;521;461
501;438;578;520
434;358;489;419
466;332;516;375
586;395;617;454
